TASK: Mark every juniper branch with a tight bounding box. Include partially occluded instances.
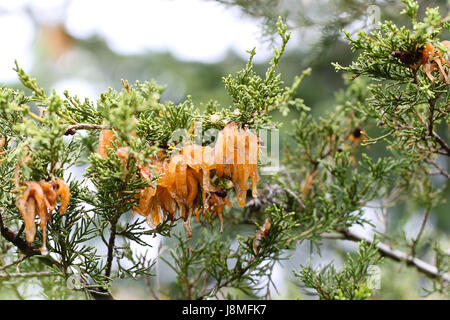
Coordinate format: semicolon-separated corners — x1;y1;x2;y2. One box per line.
0;255;28;272
0;271;55;279
326;228;450;283
0;211;114;299
432;131;450;156
64;123;107;135
427;160;450;179
0;212;44;258
410;206;431;257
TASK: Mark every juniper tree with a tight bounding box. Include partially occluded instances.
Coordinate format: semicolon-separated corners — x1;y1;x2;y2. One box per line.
0;1;448;300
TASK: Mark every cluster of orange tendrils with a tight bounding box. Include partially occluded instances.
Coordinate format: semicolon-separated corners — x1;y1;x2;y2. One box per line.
16;178;70;253
417;41;450;84
215;122;259;208
391;41;450;84
97;122;260;237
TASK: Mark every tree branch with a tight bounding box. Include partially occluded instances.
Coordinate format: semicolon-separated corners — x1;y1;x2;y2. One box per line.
64;123;107;135
284;186;306;209
104;156;133;279
0;212;114;299
415;110;450;156
427;96;437;136
326;228;450;283
0;255;28;272
105;215;119;278
410;206;431;257
0;214;43;258
432;131;450;156
427;160;450;179
0;271;54;279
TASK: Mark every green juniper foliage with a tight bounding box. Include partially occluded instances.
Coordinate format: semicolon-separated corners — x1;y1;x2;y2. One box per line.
0;1;448;300
294;240;383;300
161;206;298;299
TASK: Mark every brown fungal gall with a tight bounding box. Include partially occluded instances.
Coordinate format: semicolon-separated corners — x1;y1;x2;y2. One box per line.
391;41;450;84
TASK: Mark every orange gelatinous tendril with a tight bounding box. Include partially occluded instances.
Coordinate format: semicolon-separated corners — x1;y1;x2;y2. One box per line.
391;41;450;84
16;179;70;253
214;122;259;208
252;218;271;253
104;121;260;237
97;129;135;171
97;129;115;159
134;150;209;237
419;42;449;84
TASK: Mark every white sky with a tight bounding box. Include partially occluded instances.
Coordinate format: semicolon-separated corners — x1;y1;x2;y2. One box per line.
0;0;274;83
0;10;35;82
